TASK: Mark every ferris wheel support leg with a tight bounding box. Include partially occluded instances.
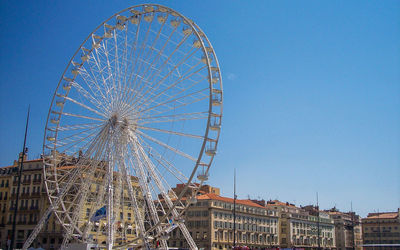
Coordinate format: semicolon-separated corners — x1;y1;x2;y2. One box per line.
120;161;148;244
22;205;54;250
106;150;115;250
23;164;85;250
130;141;168;249
136;143;198;250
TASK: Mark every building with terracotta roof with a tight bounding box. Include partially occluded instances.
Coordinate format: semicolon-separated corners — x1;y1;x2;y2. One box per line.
326;208;362;250
361;209;400;249
167;190;279;250
267;200;336;249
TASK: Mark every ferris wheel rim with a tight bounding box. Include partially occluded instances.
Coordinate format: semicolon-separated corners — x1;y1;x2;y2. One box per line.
42;3;223;247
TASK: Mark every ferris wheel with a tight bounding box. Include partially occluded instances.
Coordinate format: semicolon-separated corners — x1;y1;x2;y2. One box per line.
23;4;222;250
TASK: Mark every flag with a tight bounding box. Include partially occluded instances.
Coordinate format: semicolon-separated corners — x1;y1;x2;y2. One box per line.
90;206;107;222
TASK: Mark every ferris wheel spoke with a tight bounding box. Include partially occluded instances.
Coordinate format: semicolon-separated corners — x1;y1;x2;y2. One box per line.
63;95;108;118
133;62;207;116
135;129;197;162
137;86;209;117
70;79;109;115
134;73;208;115
128;40;199;110
139;96;210;124
114;26;131;111
119;13;155;112
134;43;200;105
75;66;112;114
54;126;100;147
137;111;208;122
120;15;169;110
126;33;196;108
55;122;103;132
56;126;106;156
137;112;208;126
136;125;204;140
52;110;106;122
89;46;116;107
111;28;124;111
122;19;181;108
118;17;143;109
137;136;189;184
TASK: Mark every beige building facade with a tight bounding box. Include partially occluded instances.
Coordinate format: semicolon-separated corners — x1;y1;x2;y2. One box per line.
361;209;400;249
327;209;362;250
267;200;336;249
168;193;279;250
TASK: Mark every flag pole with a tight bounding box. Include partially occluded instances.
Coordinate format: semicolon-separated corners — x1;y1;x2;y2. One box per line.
10;105;30;249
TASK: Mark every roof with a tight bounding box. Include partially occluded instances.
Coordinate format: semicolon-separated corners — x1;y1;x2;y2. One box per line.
197;193;265;208
1;158;43;169
364;212;398;220
266;199;296;207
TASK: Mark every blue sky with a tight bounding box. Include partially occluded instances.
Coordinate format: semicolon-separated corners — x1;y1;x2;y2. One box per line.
0;0;399;217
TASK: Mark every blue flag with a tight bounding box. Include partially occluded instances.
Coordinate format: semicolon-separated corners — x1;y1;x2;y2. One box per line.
90;206;107;222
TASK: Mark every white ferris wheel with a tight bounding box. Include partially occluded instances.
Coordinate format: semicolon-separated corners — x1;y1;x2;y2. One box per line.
23;4;222;250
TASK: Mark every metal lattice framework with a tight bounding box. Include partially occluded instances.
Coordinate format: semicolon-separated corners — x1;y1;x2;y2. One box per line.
23;4;222;250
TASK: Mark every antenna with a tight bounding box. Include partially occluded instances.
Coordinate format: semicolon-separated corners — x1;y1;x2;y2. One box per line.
317;192;320;250
233;168;237;248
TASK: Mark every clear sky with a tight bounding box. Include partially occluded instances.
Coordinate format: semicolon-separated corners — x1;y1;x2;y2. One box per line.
0;0;399;217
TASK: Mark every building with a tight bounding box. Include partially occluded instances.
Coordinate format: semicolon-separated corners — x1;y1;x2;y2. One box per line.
172;183;221;197
0;154;140;249
267;200;336;249
0;155;47;249
168;192;279;250
361;209;400;249
327;208;362;250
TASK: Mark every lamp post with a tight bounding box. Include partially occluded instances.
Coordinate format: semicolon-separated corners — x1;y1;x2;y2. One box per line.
10;106;30;250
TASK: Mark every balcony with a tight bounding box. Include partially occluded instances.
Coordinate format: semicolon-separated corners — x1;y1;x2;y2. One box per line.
21;193;31;198
22;179;31;185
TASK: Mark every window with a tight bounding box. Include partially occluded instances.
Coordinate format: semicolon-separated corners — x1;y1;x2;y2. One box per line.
128;213;131;220
17;230;24;239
